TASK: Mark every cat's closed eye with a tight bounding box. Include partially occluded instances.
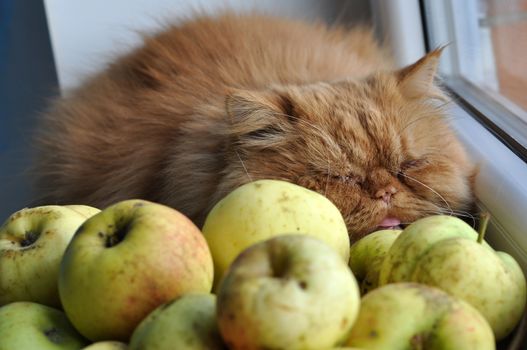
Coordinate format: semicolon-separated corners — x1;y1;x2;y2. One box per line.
397;158;429;184
400;158;428;172
330;174;363;185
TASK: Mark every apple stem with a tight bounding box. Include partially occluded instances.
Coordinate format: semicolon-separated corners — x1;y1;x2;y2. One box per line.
477;212;490;244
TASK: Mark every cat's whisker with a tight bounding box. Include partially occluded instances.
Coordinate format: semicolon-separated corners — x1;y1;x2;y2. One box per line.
397;113;442;136
396;172;454;217
325;155;330;196
429;204;475;218
397;101;460;136
234;149;252;182
448;208;477;217
378;166;473;225
422;207;477;228
398;114;461;135
446;210;477;227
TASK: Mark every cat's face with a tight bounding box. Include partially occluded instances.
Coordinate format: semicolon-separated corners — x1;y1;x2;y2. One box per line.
224;50;476;241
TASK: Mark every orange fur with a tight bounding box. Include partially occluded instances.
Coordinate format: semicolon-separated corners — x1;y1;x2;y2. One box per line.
34;13;476;240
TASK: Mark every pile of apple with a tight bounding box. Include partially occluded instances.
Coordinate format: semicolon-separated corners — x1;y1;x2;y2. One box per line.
0;179;525;350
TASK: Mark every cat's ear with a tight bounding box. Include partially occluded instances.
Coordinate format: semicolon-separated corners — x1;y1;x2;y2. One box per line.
397;47;446;101
225;89;296;148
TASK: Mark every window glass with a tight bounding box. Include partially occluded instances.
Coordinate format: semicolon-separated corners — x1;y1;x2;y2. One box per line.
422;0;527;155
481;0;527;113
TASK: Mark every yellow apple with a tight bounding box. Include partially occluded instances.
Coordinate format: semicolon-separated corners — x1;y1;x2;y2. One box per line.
216;235;360;350
129;293;226;349
202;179;350;288
59;199;214;341
348;229;401;294
379;215;526;340
0;301;88;350
81;341;127;350
0;205;99;307
345;283;495;349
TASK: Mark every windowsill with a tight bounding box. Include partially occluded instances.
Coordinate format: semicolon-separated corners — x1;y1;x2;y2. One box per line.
448;100;527;273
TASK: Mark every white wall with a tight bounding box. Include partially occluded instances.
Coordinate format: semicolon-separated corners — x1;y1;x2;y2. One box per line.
44;0;371;92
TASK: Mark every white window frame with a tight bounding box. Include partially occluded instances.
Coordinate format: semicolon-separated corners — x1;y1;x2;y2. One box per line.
372;0;527;273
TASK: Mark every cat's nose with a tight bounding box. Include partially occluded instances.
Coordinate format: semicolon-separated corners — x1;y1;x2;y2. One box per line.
375;185;397;203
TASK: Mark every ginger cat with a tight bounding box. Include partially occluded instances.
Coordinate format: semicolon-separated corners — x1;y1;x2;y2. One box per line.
35;13;476;241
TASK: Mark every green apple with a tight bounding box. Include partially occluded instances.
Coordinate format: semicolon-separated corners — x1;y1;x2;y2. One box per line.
216;235;360;350
63;205;102;219
0;205;100;307
202;179;350;288
81;341;127;350
129;293;226;350
379;215;526;340
379;216;491;284
345;283;495;349
0;301;88;350
348;229;401;294
58;199;214;342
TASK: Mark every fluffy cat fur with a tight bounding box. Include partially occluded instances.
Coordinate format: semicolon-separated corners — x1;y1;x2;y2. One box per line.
34;13;476;241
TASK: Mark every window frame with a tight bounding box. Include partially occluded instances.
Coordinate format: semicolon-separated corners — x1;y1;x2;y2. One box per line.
372;0;527;273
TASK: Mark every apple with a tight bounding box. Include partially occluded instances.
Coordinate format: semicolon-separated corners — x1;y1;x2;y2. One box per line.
216;235;360;350
379;214;527;340
129;293;226;350
0;301;88;350
63;205;102;218
0;205;100;307
202;179;350;288
348;229;401;294
379;215;491;283
58;199;214;342
345;283;495;349
81;341;127;350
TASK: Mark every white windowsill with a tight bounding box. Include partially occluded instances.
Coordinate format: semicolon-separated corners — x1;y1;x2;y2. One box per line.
449;102;527;273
